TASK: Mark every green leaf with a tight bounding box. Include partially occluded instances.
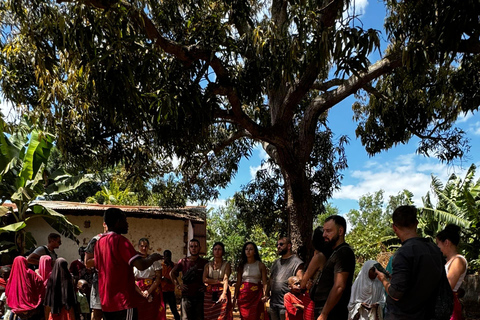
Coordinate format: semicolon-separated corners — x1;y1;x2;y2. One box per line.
27;204;82;243
0;221;27;232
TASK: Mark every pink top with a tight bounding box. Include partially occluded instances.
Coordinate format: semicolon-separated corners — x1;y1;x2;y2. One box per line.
94;232;142;312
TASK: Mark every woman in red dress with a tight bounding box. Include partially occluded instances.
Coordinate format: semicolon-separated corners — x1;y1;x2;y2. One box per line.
233;242;269;320
134;238;166;320
203;242;233;320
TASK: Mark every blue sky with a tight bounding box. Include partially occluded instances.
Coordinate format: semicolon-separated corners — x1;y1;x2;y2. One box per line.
208;0;480;214
2;0;479;215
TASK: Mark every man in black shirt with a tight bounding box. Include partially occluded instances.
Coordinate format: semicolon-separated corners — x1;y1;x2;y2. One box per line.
376;205;444;320
313;215;355;320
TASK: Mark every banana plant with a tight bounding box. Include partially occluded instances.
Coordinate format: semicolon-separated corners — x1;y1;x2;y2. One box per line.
419;164;480;271
0;115;86;254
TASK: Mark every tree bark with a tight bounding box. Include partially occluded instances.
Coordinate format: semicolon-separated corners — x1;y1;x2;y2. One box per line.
276;146;314;259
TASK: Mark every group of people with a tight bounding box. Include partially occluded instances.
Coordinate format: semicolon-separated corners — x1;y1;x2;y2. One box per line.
0;205;469;320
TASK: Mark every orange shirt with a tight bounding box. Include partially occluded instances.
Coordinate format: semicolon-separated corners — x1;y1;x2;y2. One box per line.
161;262;175;292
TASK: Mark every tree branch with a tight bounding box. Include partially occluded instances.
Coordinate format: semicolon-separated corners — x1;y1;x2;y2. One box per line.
68;0;266;142
362;83;389;101
458;39;480;54
299;53;402;158
312;79;345;91
212;130;252;155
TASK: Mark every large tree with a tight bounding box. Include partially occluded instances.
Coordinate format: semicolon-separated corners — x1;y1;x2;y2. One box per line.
1;0;479;250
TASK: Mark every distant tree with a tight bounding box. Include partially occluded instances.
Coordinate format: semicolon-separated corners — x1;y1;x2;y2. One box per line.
313;203;339;229
1;0;479;252
206;200;277;271
346;190;401;266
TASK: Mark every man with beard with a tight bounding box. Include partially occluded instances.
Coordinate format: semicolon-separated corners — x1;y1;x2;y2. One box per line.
170;239;208;320
265;237;304;320
312;215;355;320
95;208;163;320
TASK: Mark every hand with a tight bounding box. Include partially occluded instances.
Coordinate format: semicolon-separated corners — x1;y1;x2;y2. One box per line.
361;302;372;309
218;293;227;303
317;313;327;320
306;279;313;290
375;269;386;282
142;290;149;298
261;295;269;303
177;284;187;291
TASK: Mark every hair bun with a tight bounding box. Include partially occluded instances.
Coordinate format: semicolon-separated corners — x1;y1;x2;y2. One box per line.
445;224;461;234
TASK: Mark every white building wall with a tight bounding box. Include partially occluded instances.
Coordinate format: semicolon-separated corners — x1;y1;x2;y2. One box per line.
25;215;187;265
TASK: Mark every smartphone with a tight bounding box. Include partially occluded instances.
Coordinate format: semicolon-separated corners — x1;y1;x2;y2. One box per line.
373;262;390;278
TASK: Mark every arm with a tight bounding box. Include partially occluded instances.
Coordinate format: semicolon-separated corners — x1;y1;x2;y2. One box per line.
84;237;97;269
318;272;349;320
446;257;467;291
260;262;268;298
232;266;243;310
219;263;232;301
170;260;187;291
131;253;162;271
295;262;305;280
301;251;325;289
147;269;162;296
376;271;398;301
263;264;272;302
85;252;95;269
26;252;41;266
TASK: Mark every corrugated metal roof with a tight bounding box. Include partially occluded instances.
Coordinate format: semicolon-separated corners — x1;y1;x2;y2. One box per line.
4;201;206;222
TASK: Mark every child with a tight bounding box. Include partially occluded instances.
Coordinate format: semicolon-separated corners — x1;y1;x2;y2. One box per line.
284;276;305;320
76;279;91;320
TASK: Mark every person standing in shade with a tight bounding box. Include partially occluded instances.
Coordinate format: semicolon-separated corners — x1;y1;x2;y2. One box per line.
312;215;355;320
161;250;180;320
44;258;77;320
376;205;444;320
27;233;62;266
203;242;233;320
95;208;163;320
265;237;304;320
170;239;208;320
85;222;107;320
233;242;269;320
134;238;166;320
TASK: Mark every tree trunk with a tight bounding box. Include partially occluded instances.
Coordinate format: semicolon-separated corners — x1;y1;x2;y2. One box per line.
278;151;314;260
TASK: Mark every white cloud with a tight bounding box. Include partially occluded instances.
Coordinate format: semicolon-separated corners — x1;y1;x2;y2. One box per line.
205;198;228;210
253;143;269;161
250;164;263;180
333;154;471;207
248;143;272;180
351;0;369;15
457;111;474;123
471;121;480;136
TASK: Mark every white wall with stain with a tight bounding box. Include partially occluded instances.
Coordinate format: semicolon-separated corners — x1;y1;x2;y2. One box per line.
25;215;187;265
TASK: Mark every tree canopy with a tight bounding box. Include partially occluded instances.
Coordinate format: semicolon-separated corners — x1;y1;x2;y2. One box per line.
1;0;479;250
